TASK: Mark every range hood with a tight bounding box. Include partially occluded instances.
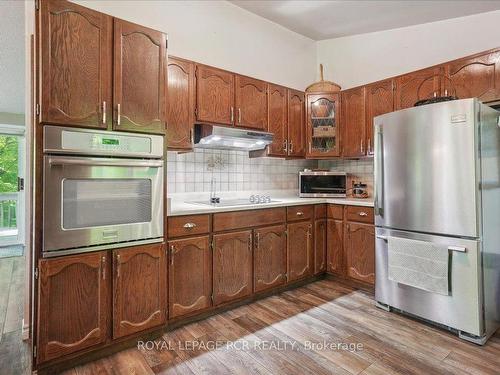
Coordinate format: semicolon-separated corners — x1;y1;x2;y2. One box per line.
193;123;273;152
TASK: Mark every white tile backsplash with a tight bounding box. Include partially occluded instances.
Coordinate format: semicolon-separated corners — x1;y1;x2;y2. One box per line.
318;159;374;195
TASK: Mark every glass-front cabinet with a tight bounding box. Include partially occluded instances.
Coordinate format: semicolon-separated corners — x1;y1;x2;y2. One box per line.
306;93;341;158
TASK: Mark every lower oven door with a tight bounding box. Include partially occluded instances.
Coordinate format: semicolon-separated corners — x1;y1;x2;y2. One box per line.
375;227;483;336
43;155;164;254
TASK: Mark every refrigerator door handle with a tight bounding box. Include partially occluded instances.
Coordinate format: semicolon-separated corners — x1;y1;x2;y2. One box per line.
374;126;384;216
376;235;388;241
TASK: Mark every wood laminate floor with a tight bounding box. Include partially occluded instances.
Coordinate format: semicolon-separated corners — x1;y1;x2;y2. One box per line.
61;279;500;375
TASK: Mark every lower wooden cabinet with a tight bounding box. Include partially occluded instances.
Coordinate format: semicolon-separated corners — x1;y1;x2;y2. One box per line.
168;236;212;318
344;222;375;284
254;225;287;292
314;219;327;274
113;244;167;338
213;230;253;305
327;219;344;276
287;221;313;282
37;251;109;363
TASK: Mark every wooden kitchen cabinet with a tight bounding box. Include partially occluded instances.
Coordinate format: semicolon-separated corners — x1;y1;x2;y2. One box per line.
37;251;109;363
167;56;195;149
365;79;394;156
168;236;212;318
196;65;235;125
213;230;253;305
39;0;112;128
327;219;344;276
306;93;341;158
287;221;313;281
287;89;306;157
254;225;287;292
314;219;327;274
235;75;268;130
344;222;375;285
113;19;167;134
395;67;443;109
113;244;166;338
267;84;288;156
342;87;366;157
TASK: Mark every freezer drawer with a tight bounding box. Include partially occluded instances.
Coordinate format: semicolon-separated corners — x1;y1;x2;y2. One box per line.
375;227;483;336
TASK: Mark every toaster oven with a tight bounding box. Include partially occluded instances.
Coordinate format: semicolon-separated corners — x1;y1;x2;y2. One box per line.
299;171;347;198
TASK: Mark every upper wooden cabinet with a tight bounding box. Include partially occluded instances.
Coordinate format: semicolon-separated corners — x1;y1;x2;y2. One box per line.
345;222;375;285
306;93;341;158
254;224;287;292
235;75;268;130
365;79;394;156
288;89;306;157
445;50;500;102
112;244;166;339
342;87;366;158
195;65;234;125
267;84;288;157
113;19;167;134
167;56;195;150
37;252;108;363
287;221;313;282
395;67;443;109
39;0;112;128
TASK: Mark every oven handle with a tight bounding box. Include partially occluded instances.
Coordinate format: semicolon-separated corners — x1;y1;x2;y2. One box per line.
48;156;163;168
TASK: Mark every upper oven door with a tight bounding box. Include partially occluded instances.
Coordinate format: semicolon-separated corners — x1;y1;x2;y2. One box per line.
299;173;346;197
43;156;164;252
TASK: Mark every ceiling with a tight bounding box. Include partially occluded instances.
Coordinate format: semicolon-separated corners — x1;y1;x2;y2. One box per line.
230;0;500;40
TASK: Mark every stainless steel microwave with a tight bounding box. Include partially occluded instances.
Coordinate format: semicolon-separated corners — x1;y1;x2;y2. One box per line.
299;171;347;198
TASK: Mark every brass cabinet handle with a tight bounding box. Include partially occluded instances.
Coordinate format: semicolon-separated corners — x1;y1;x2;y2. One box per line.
289;141;293;154
255;232;260;250
117;103;121;126
183;222;197;229
248;235;252;251
360;139;364;154
283;139;288;153
238;108;241;124
170;245;175;265
230;107;234;123
116;254;121;278
101;256;106;280
359;212;368;217
368;138;372;154
308;141;312;153
102;101;106;125
296;211;304;216
190;128;194;145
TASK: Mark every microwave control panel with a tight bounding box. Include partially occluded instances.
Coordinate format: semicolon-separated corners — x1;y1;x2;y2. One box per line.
61;130;152;154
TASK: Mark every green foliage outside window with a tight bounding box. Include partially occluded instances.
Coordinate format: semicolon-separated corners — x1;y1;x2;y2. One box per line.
0;136;18;229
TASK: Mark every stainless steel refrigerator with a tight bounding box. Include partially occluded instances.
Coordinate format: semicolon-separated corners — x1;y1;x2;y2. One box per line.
374;98;500;344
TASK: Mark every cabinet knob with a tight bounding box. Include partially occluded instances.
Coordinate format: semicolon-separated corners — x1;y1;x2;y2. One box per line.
296;211;304;216
183;222;197;229
359;212;368;217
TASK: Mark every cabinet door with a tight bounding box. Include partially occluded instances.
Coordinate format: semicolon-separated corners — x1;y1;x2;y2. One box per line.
327;219;344;276
113;244;166;338
167;57;195;150
37;251;108;363
254;225;287;292
345;222;375;284
168;236;212;318
287;221;313;282
113;19;166;134
365;79;394;156
306;93;341;158
267;84;288;157
196;65;234;125
287;89;306;157
446;51;500;102
235;75;267;130
395;67;442;109
213;230;253;305
342;87;366;157
314;219;327;274
39;0;112;128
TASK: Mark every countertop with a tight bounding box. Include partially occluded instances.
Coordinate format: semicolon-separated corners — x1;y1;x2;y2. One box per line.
168;191;373;217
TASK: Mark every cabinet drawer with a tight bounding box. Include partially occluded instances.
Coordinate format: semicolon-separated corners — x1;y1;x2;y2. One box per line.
327;204;343;220
287;205;314;221
213;208;286;232
168;215;211;238
345;206;374;223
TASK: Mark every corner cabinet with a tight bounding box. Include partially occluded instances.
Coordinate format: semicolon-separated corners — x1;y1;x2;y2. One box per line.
306;93;341;158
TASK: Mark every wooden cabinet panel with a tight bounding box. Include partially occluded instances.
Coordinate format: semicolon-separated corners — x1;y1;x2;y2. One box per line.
167;214;211;238
39;0;112;128
213;208;285;232
286;205;314;222
342;87;366;157
235;75;267;130
37;251;108;363
113;19;166;134
314;204;327;219
167;56;195;149
213;230;253;305
446;51;500;102
113;244;166;338
267;84;288;156
168;236;212;318
365;79;394;156
287;89;306;157
327;204;343;220
314;219;327;274
345;206;374;224
254;225;287;292
287;221;313;282
306;93;341;158
327;219;344;276
395;67;442;109
196;65;234;125
345;222;375;285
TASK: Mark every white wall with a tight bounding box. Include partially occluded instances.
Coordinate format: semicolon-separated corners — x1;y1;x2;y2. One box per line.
317;10;500;90
77;0;316;90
